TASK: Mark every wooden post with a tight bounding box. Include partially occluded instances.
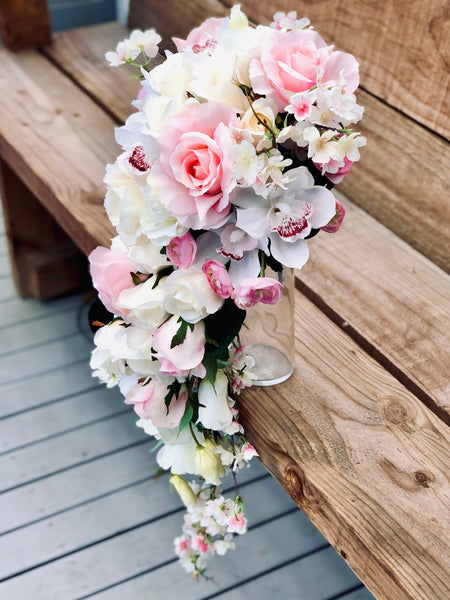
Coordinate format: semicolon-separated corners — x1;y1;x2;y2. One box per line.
0;0;51;50
0;159;91;299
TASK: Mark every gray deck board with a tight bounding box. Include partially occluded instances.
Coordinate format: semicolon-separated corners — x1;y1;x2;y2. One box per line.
0;228;374;599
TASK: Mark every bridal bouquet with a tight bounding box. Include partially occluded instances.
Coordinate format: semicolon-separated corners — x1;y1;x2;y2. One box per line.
90;5;365;578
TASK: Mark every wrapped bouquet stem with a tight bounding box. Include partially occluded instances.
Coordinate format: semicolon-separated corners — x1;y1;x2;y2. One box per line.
90;4;365;578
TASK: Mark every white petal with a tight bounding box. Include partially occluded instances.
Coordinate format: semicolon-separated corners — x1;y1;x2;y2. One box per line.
305;187;336;228
235;205;268;239
229;249;261;286
270;235;309;269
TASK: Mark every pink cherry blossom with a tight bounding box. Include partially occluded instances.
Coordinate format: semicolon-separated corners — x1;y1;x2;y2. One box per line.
232;277;283;309
202;260;233;299
227;513;247;535
89;246;135;320
149;103;237;230
166;232;197;269
125;380;187;428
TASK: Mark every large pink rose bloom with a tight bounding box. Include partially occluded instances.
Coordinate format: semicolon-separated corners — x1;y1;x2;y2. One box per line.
250;29;359;110
89;246;135;320
149;103;237;230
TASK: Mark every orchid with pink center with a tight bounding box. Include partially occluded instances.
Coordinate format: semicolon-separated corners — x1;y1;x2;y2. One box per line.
233;166;336;269
218;224;259;261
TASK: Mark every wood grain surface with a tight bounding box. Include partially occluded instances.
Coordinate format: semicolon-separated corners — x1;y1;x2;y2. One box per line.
339;90;450;274
43;22;142;124
0;49;116;255
0;0;51;50
299;195;450;422
240;289;450;600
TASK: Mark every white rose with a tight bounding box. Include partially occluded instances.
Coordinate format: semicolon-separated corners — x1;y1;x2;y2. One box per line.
90;320;141;386
162;269;224;323
117;276;167;330
114;181;146;246
188;51;247;113
145;52;192;97
197;370;234;431
128;236;170;274
140;183;188;246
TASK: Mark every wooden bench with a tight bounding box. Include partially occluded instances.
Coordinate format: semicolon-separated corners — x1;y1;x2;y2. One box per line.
0;1;449;598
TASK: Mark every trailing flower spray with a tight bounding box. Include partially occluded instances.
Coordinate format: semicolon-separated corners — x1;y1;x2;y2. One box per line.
90;5;365;577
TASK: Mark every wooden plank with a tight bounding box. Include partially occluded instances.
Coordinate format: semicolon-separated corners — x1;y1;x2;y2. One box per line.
210;547;363;600
0;0;51;50
0;511;320;599
0;253;10;276
0;445;267;534
43;22;142;123
0;412;147;492
0;277;16;302
0;49;117;255
0;360;98;418
0;472;282;580
86;521;329;600
298;195;450;421
0;387;127;453
0;442;152;533
128;0;228;47
0;158;89;299
0;292;83;328
238;290;450;600
0;333;92;385
339;91;450;273
340;588;375;600
0;309;86;356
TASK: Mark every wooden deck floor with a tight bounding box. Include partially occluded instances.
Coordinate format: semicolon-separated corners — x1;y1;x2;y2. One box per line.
0;216;375;599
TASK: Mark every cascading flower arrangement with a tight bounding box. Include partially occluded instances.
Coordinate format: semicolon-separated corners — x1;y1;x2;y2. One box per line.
89;5;365;578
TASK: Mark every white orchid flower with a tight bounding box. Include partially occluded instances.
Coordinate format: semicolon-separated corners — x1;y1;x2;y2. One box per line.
233;166;336;269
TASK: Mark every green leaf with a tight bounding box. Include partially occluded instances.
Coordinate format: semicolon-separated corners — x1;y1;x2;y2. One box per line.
178;404;194;434
170;317;195;349
131;272;143;286
152;266;174;289
204;299;246;362
164;380;182;413
203;353;218;388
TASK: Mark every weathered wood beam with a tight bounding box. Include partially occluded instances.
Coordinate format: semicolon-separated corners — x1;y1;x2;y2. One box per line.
0;0;51;50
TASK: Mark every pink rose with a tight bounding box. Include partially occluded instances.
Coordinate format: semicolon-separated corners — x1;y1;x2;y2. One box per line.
321;198;346;233
153;315;206;376
173;17;223;53
166;232;197;269
89;246;135;320
202;260;233;299
125;380;187;428
149;103;237;230
232;277;283;309
249;29;359;110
